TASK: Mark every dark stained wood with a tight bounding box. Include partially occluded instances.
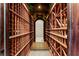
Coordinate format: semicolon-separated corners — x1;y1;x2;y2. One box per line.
6;3;34;56
5;3;79;56
68;4;79;56
0;4;4;54
45;3;67;56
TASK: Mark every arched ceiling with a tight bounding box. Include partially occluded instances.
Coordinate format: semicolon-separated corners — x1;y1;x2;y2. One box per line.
27;3;53;21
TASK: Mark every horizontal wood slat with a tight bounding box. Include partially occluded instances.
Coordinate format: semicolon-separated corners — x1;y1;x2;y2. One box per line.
46;27;67;31
9;31;34;39
9;9;30;24
15;37;33;56
46;31;67;39
46;34;67;48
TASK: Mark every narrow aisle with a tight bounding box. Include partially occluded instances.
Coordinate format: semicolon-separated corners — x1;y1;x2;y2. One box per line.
29;50;50;56
29;42;50;56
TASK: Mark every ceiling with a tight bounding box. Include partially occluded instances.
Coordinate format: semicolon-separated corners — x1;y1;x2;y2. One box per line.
27;3;52;20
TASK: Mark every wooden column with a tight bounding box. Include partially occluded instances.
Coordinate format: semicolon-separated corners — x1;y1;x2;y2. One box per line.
68;3;79;56
0;3;4;54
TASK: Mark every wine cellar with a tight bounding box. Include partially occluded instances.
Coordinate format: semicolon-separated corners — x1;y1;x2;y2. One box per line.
0;3;79;56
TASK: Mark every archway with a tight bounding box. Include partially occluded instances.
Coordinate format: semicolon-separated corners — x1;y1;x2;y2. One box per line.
35;20;44;42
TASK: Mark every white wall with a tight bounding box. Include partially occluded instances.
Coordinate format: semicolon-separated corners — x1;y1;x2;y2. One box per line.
35;20;44;42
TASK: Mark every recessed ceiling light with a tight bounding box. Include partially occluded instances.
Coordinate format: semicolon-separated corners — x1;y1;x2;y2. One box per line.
38;5;41;9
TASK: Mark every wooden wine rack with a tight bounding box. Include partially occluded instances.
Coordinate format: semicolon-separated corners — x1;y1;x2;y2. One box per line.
6;3;34;56
45;3;67;56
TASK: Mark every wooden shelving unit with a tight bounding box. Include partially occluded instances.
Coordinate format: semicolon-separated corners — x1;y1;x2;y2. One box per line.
6;3;34;56
45;3;67;56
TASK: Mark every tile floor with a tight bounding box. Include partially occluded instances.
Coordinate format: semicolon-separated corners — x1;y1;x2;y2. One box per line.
29;42;50;56
29;50;50;56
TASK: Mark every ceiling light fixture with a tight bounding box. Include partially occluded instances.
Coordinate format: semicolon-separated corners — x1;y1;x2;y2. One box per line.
38;5;41;9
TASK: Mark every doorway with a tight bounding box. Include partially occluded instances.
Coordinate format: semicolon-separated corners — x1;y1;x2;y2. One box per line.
35;20;44;42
